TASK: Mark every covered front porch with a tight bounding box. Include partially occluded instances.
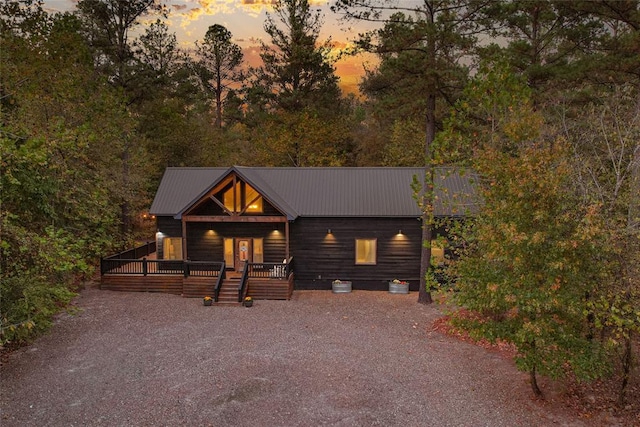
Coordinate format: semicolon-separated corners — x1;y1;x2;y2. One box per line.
100;242;294;302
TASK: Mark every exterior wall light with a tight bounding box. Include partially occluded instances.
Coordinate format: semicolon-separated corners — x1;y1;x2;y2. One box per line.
327;229;332;234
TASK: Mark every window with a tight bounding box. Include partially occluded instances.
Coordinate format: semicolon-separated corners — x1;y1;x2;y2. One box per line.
222;182;263;214
224;238;234;267
355;238;377;265
245;185;263;213
223;182;241;212
163;237;183;260
253;238;264;263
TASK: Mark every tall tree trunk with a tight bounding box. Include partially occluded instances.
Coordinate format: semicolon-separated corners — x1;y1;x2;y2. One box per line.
215;72;222;128
418;91;436;305
120;137;131;236
618;329;633;406
530;365;543;398
418;2;436;305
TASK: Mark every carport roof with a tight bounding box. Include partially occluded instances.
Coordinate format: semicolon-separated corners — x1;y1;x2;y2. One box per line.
149;166;479;219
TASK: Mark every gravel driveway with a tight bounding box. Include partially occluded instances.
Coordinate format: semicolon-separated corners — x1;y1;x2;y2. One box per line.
1;284;599;426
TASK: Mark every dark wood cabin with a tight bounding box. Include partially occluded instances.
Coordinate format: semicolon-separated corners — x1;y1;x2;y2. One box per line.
144;166;478;294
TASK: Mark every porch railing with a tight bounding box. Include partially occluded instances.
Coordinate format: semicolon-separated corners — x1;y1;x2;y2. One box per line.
100;258;224;278
214;261;226;302
105;241;156;261
247;257;294;279
238;262;250;303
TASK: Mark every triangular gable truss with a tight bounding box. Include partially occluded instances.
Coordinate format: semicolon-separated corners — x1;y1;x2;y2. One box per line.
181;168;290;223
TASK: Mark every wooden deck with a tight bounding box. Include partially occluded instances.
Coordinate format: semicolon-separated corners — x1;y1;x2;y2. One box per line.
101;244;294;301
248;276;294;300
100;274;183;295
100;274;293;300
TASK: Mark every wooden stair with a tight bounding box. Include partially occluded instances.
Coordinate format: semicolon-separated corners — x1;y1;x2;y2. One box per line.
215;278;242;304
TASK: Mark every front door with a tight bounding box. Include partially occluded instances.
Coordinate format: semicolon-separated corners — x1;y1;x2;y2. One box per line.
236;239;252;272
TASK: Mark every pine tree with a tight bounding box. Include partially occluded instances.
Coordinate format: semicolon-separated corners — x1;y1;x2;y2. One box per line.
194;24;243;129
250;0;342;116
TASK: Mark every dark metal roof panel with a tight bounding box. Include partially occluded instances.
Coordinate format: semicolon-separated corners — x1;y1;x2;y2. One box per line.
149;167;480;217
250;168;420;216
149;168;227;216
252;167;479;217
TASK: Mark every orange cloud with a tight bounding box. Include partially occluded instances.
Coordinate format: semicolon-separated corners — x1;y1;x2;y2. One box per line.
238;37;375;96
175;0;329;27
240;0;277;6
240;0;325;7
176;0;236;28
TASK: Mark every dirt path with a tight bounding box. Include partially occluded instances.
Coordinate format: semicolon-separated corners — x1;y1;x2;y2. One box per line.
0;284;622;426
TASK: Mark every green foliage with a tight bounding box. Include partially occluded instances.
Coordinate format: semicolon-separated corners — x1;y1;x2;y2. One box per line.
358;10;470;130
440;66;614;395
1;3;134;344
564;84;640;403
249;110;354;167
194;24;244;128
250;0;342;117
452;140;609;387
76;0;162;97
0;216;81;345
382;119;425;166
477;1;605;103
434;58;539;164
0;275;76;345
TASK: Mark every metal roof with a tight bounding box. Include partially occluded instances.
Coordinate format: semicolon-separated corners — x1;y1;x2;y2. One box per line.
149;166;479;218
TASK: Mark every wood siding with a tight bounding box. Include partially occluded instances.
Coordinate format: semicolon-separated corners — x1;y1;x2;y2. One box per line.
183;276;216;298
156;216;183;260
101;275;183;295
186;222;287;262
156;216;453;291
290;218;423;291
247;277;293;300
101;275;292;300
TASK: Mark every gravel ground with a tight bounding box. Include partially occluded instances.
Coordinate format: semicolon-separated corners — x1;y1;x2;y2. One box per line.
0;284;617;426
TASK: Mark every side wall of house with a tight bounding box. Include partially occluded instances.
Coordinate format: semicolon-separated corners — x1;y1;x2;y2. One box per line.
156;216;183;260
156;215;460;290
290;217;423;291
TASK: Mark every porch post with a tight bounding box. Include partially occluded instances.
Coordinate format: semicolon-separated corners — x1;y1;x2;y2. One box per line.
181;218;188;260
285;221;290;260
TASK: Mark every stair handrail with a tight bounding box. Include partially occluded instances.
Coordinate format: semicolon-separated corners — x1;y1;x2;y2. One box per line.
213;261;226;302
238;262;250;303
285;256;294;278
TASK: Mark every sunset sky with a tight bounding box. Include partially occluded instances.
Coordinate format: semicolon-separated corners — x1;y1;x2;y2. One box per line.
43;0;384;95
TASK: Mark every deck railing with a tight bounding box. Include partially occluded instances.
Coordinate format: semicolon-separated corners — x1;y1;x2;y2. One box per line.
238;262;250;303
247;257;294;279
101;244;292;284
214;262;226;302
100;258;224;278
105;241;157;261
